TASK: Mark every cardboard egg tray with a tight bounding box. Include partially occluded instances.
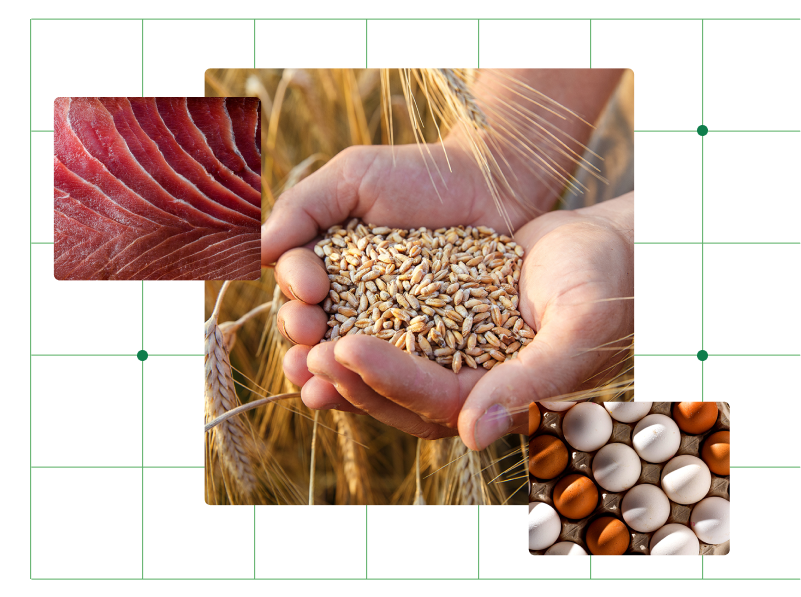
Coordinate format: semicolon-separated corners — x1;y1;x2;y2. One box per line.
529;401;730;555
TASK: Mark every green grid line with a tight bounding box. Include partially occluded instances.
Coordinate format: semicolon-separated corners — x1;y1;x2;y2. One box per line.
634;242;800;244
29;17;801;21
31;578;801;581
365;20;368;68
29;17;801;580
253;20;256;68
477;19;480;68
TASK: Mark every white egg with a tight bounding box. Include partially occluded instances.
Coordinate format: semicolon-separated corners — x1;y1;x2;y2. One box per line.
650;523;700;555
528;502;562;550
540;400;580;412
691;496;730;544
545;541;588;556
632;414;681;463
661;455;712;504
562;402;613;452
604;401;653;423
592;443;642;492
621;484;671;533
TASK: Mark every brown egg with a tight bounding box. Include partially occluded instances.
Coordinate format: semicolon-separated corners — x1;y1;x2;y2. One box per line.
701;430;730;475
529;435;569;480
553;474;598;519
528;402;541;436
586;517;630;555
673;402;718;434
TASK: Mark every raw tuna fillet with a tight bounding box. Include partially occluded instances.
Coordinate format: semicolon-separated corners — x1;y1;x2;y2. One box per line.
54;97;262;281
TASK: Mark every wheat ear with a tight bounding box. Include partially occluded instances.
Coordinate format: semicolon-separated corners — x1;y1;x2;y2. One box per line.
205;282;259;501
447;438;487;505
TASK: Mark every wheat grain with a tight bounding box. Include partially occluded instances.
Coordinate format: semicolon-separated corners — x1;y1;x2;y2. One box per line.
316;219;535;371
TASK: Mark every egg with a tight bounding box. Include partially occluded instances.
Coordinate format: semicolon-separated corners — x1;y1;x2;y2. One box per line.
673;402;718;434
528;502;562;550
529;435;569;479
621;484;671;533
691;496;730;544
528;402;541;436
553;474;599;519
540;400;579;412
592;443;642;492
632;414;681;463
545;541;588;556
661;455;712;504
562;402;613;452
604;401;653;423
701;430;730;475
585;517;629;555
649;523;700;555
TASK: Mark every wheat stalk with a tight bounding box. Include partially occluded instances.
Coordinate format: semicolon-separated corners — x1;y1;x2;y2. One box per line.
332;410;371;504
446;437;487;505
205;282;259;501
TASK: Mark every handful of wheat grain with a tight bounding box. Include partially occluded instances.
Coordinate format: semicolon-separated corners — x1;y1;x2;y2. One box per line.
315;219;536;372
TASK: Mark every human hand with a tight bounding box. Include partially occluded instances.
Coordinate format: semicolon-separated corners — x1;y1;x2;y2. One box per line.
265;140;516;435
266;145;633;445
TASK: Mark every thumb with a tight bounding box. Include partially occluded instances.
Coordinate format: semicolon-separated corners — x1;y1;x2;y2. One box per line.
457;321;615;451
261;144;374;265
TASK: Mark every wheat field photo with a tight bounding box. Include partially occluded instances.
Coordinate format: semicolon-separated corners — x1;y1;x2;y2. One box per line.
203;68;634;506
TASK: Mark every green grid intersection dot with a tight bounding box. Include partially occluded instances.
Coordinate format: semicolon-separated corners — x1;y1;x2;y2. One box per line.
697;350;709;361
697;125;708;136
137;350;149;362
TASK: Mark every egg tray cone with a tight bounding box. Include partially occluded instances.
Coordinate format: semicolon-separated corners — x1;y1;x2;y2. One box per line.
529;401;730;556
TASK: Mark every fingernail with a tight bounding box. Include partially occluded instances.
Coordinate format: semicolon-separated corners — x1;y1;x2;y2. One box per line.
474;404;513;450
319;403;340;410
286;283;299;301
277;317;297;345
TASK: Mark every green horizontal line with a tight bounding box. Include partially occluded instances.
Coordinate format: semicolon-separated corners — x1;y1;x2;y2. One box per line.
707;354;800;357
31;242;54;245
730;466;800;469
634;130;799;133
31;354;203;357
31;466;203;469
635;242;800;245
709;130;800;133
32;354;138;357
633;354;695;357
29;576;801;582
31;130;53;132
30;17;801;21
634;354;799;357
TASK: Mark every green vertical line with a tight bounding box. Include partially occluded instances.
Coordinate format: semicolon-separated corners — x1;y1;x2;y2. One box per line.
701;361;704;402
589;555;592;579
141;282;145;580
702;555;704;579
701;20;704;122
477;19;480;68
28;18;33;580
253;20;256;68
589;20;592;68
253;506;256;579
141;281;144;349
701;137;704;350
365;20;368;69
141;361;144;580
365;505;368;579
477;506;480;578
141;20;144;96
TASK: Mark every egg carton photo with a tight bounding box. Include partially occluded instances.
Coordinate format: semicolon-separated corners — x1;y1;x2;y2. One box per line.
528;401;730;556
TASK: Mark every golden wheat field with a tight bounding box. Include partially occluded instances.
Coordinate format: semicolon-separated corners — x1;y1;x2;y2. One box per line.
203;68;634;506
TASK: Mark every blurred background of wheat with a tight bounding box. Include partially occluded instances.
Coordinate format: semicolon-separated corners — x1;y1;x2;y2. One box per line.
204;68;633;506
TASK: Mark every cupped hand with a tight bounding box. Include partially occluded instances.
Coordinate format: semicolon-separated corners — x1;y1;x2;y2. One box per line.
264;141;632;447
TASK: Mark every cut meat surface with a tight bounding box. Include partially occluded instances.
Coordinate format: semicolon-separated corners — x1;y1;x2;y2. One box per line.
225;97;262;173
156;97;261;207
54;96;262;281
185;98;262;192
